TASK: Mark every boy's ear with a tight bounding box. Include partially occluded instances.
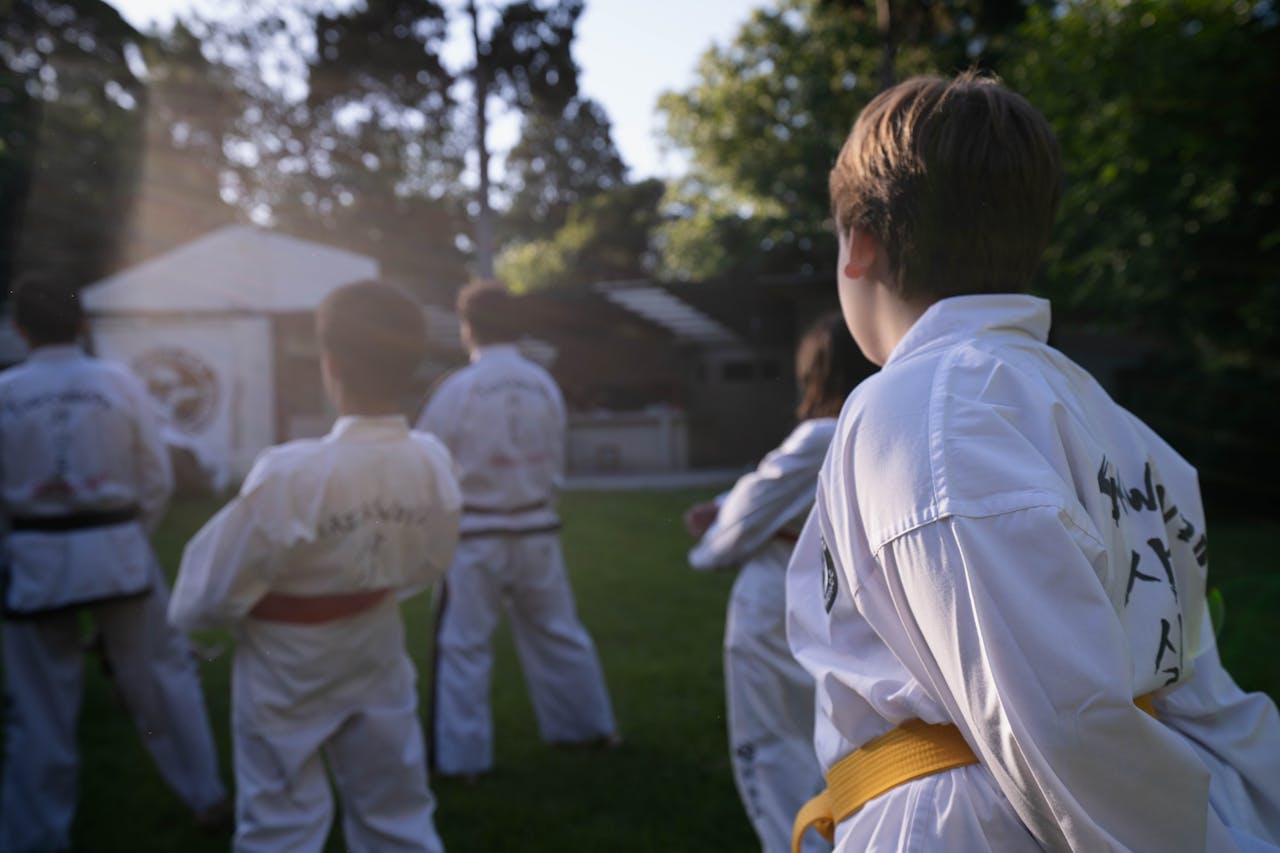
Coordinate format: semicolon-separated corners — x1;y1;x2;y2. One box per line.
842;225;879;280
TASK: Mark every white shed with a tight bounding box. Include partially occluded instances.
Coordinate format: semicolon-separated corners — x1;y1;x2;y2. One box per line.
82;225;379;480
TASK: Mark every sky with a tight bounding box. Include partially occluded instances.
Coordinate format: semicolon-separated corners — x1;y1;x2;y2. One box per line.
104;0;766;180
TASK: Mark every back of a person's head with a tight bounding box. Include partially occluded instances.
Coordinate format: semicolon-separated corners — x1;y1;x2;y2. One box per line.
829;71;1063;301
796;311;864;421
9;271;84;345
316;279;427;404
456;280;519;346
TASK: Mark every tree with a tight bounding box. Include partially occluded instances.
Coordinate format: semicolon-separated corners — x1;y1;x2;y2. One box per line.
655;0;1037;281
115;20;244;266
468;0;584;276
500;95;627;243
497;178;663;292
654;0;898;279
148;0;595;288
1006;0;1280;502
298;0;469;289
132;1;473;294
0;0;148;290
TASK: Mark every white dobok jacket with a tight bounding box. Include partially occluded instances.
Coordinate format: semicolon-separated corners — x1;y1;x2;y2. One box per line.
0;345;173;614
419;344;564;536
169;416;461;727
788;294;1280;852
689;418;836;572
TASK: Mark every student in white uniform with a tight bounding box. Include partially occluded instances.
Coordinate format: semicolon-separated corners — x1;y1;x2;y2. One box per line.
0;274;229;853
169;280;462;853
789;73;1280;853
685;312;863;853
419;282;618;779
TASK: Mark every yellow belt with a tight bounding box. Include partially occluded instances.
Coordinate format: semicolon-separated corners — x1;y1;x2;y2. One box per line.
791;694;1157;853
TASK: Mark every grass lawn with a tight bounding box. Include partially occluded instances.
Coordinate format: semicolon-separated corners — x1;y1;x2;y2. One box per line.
4;489;1277;852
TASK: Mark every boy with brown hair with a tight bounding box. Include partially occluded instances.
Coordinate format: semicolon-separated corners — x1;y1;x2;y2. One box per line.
170;279;462;852
0;273;229;852
789;73;1280;852
419;281;618;780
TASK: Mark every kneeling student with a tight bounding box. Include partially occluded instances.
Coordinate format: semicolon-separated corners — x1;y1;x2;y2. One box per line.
170;280;462;853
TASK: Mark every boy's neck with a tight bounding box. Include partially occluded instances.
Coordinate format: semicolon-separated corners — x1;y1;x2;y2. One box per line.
336;401;400;418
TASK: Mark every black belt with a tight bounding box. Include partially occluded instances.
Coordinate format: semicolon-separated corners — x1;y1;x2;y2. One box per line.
463;501;552;515
9;505;141;532
460;522;562;539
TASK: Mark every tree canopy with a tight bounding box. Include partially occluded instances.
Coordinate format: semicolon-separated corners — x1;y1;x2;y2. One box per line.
0;0;148;289
653;0;1278;501
1;0;629;298
652;0;1035;280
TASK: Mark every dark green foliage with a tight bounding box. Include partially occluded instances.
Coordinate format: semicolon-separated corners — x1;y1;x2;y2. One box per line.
0;0;148;291
653;0;1036;280
1006;0;1280;505
498;178;664;292
501;96;628;242
657;0;1278;504
482;0;584;115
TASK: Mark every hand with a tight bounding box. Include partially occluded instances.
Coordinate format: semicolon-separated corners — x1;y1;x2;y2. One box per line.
683;501;718;538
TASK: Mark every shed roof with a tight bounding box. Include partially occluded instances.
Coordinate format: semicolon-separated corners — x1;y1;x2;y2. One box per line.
83;224;379;315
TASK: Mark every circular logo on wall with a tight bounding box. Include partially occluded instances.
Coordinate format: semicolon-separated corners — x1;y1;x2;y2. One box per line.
132;347;221;434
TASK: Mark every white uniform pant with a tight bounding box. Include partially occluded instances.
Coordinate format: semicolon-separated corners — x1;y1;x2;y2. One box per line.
0;564;226;853
431;532;616;775
233;690;442;853
724;560;827;853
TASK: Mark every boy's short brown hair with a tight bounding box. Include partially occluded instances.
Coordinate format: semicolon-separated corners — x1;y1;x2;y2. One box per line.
316;279;427;403
9;271;83;345
456;280;518;345
829;72;1062;301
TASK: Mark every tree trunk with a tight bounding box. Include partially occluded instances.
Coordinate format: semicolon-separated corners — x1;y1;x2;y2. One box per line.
469;0;495;279
876;0;895;91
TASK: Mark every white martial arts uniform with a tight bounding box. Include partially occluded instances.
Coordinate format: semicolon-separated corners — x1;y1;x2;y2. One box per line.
0;344;226;853
169;415;462;853
688;419;835;853
788;294;1280;852
419;343;616;776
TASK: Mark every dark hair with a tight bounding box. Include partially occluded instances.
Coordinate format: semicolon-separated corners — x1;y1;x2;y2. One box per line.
316;279;427;403
456;280;518;345
795;311;862;420
829;71;1063;301
9;272;84;344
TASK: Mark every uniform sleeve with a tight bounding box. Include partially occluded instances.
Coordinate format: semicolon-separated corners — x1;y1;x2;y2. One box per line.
398;435;464;600
1156;604;1280;843
872;507;1213;852
124;373;174;531
548;377;567;487
689;423;828;570
167;462;278;632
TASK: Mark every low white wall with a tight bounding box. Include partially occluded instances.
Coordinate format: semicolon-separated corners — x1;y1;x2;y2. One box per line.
567;408;688;474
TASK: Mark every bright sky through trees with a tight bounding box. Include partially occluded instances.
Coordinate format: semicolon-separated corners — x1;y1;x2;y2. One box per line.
104;0;765;179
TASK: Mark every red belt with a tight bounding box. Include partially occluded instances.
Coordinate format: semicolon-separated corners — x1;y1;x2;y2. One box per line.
249;589;391;624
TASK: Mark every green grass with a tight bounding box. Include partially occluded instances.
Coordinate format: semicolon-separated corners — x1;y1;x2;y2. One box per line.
4;491;1277;852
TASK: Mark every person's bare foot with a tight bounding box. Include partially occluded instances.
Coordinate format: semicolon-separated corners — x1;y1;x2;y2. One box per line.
192;797;234;834
552;732;623;750
436;770;485;786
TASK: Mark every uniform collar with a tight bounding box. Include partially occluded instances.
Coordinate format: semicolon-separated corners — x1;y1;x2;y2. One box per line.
26;344;86;364
470;343;520;364
326;414;411;441
884;294;1051;368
